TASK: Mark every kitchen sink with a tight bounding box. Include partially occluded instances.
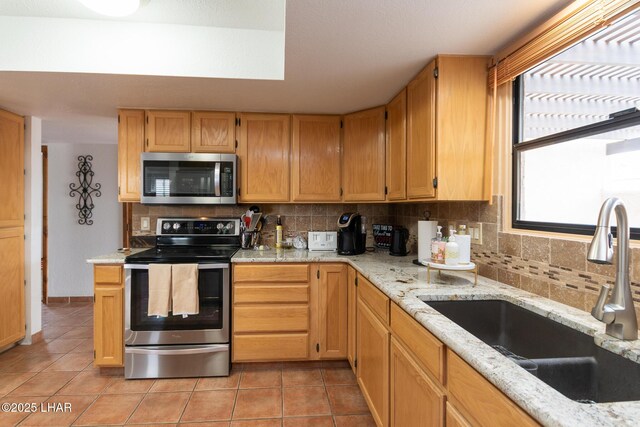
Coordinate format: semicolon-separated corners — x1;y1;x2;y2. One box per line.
421;299;640;403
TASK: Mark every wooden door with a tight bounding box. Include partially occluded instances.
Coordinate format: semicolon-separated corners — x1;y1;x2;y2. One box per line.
94;265;124;367
445;402;472;427
407;60;437;199
436;56;489;201
390;337;444;427
191;111;236;153
0;110;24;229
291;115;342;202
357;298;389;427
0;227;25;347
0;109;25;348
318;264;348;359
42;145;48;303
145;110;191;152
385;89;407;201
342;107;386;201
238;113;291;202
347;266;357;373
117;110;145;202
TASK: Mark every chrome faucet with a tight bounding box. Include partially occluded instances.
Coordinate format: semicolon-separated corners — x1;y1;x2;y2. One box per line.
587;198;638;340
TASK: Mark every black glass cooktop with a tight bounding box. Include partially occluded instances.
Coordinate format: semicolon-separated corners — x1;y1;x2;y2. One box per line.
125;246;239;264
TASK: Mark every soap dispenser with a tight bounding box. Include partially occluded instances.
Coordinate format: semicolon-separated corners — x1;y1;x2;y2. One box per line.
445;230;460;265
431;226;445;263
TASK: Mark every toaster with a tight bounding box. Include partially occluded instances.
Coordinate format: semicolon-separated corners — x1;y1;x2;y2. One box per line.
308;231;338;252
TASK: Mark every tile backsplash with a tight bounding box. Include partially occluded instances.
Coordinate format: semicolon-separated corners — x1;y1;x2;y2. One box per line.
131;203;391;248
391;196;640;327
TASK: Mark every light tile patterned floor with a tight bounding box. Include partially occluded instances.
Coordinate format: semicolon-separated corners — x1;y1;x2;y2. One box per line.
0;303;375;426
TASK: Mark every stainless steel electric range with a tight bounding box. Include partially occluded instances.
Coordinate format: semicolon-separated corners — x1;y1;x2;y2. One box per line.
123;217;240;379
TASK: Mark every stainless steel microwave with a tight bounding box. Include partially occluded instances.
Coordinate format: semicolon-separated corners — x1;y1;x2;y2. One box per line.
140;153;237;204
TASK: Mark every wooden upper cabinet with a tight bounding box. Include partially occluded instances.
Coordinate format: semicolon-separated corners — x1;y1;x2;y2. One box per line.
291;115;342;202
342;107;386;201
317;264;348;359
191;111;236;153
117;110;145;202
407;55;489;201
145;110;191;152
0;110;24;229
385;89;407;201
436;55;489;201
238;113;291;202
407;59;437;200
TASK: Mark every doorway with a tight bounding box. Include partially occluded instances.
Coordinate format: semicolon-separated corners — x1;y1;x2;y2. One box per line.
42;145;48;303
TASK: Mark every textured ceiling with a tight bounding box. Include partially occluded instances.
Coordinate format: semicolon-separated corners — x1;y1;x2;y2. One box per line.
0;0;571;144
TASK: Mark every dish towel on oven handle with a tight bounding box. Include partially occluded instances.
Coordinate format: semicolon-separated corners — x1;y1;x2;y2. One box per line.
148;264;172;317
172;264;200;317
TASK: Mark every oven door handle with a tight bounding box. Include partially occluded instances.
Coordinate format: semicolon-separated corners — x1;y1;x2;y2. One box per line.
126;345;228;356
124;263;229;270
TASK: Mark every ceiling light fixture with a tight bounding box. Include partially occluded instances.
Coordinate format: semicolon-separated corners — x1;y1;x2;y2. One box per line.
77;0;146;17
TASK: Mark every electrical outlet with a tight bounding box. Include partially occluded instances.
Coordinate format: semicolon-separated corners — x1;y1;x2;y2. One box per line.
467;222;483;245
141;216;150;231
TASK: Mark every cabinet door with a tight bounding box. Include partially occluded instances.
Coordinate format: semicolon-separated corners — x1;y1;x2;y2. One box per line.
318;264;348;359
117;110;144;202
347;266;357;373
436;56;489;201
145;110;191;152
191;111;236;153
407;60;436;199
238;113;290;202
342;107;386;201
291;115;342;202
357;298;389;427
390;338;444;427
0;109;24;229
0;227;25;347
445;402;472;427
94;265;124;367
385;89;406;201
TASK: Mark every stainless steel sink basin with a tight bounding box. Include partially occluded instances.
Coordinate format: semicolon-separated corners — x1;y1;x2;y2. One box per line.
422;299;640;403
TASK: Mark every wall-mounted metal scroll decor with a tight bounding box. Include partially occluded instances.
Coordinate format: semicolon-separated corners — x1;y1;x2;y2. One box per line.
69;155;102;225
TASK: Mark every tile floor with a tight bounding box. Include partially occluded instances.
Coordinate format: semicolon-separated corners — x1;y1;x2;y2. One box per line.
0;303;375;426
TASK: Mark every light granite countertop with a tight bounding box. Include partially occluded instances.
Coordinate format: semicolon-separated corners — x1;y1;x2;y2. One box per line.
234;248;640;427
86;247;640;425
86;248;148;264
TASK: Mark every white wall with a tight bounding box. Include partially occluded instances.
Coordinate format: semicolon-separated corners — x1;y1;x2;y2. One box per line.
48;143;121;297
22;117;43;344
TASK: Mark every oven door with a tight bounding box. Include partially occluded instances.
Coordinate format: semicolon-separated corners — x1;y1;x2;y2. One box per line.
124;263;229;346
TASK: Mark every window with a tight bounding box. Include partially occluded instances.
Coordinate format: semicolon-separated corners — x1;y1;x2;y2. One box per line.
513;10;640;239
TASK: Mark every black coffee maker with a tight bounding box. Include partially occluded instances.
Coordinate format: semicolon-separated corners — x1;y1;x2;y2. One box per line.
337;213;366;255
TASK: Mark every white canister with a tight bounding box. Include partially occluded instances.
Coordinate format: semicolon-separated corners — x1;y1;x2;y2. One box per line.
418;221;438;263
457;234;471;264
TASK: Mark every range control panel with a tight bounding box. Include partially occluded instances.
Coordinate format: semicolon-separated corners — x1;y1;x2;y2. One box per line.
156;218;240;236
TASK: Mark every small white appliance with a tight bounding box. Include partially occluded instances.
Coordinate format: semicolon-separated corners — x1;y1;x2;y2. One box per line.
308;231;338;252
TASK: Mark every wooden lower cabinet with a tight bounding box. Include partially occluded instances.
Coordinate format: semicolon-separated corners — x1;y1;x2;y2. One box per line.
447;350;539;427
357;297;390;427
347;266;357;373
0;227;25;347
232;263;348;362
446;402;472;427
93;265;124;367
390;337;444;427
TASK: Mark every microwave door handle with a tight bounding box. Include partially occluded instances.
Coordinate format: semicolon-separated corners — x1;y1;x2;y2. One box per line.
214;162;221;197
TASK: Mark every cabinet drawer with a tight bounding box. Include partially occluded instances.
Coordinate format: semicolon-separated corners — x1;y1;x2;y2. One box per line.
234;305;309;333
390;303;444;383
94;265;122;285
234;264;310;283
233;333;309;361
358;274;389;324
447;350;539;427
234;284;309;304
